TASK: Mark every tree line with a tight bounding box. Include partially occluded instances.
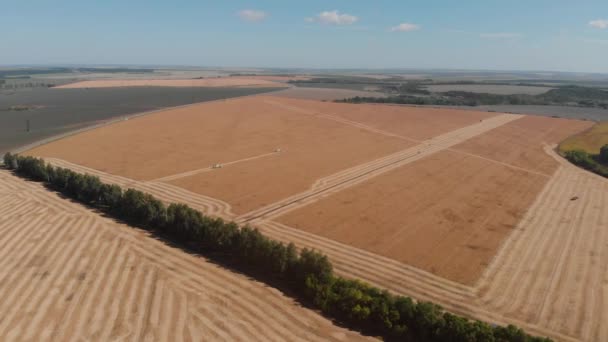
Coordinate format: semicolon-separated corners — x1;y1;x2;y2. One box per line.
3;152;552;342
337;85;608;109
563;145;608;178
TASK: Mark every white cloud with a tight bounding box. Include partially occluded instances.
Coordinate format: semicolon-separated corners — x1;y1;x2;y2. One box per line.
480;33;522;39
238;9;268;23
306;10;358;25
390;23;420;32
589;19;608;29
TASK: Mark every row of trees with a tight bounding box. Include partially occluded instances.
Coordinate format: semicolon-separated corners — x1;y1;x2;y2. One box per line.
338;85;608;109
3;152;552;341
0;81;55;90
563;145;608;178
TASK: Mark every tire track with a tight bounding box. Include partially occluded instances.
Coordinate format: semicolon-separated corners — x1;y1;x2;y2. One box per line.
0;215;95;339
0;170;370;341
153;150;281;183
476;148;608;341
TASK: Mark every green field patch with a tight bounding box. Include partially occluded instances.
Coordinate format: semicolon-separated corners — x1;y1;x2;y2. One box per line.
559;121;608;154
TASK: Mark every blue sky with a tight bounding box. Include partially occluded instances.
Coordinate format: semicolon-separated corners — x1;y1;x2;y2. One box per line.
2;1;608;72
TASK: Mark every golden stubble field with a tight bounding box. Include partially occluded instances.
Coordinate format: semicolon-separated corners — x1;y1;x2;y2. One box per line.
0;170;371;341
25;94;607;341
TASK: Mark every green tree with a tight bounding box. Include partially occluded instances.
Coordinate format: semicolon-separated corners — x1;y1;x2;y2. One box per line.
100;184;123;209
3;152;14;168
600;144;608;164
296;248;333;286
564;150;595;169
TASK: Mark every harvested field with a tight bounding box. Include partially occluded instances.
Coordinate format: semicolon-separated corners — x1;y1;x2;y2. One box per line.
454;115;594;175
276;149;547;284
27;96;510;215
559;121;608;154
22;95;606;341
0;170;370;341
41;150;608;342
476;147;608;342
55;77;287;89
425;84;553;95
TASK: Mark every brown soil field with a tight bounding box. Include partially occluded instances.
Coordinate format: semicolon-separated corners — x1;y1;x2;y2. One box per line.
276;149;548;285
269;99;498;140
453;115;594;175
55;77;287;89
236;113;523;223
168;112;520;216
0;170;371;341
27;96;411;184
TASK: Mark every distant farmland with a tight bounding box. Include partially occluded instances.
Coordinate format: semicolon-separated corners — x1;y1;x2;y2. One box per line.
24;95;608;341
425;84;553;95
272;87;386;101
0;86;279;153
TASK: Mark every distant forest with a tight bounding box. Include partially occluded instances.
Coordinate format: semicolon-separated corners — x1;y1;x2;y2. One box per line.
290;77;608;109
338;86;608;109
0;67;153;79
563;146;608;178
